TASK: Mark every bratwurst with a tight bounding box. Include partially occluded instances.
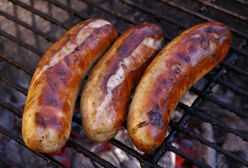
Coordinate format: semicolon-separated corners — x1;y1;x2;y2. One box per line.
22;18;117;153
81;23;164;142
127;22;231;152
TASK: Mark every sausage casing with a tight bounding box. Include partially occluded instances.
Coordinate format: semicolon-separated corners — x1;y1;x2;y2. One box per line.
127;22;231;152
22;18;117;153
81;23;164;142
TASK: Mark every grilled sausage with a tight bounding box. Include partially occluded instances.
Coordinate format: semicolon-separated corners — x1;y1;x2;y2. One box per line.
127;22;231;152
81;23;164;142
22;18;118;153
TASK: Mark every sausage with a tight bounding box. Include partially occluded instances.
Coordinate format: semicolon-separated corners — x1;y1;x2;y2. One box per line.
22;18;118;153
81;23;164;142
127;22;231;152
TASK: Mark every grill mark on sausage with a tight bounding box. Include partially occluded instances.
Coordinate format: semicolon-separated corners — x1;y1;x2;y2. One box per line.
102;24;163;93
137;121;149;128
34;20;110;81
36;24;115;129
35;110;65;130
147;105;164;128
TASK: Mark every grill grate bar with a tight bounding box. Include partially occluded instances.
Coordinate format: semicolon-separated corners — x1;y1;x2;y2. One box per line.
191;87;248;118
235;0;248;6
167;144;211;168
0;77;27;95
110;139;162;168
221;61;248;77
0;29;42;56
46;0;87;21
206;75;248;97
0;98;117;168
79;0;137;25
0;55;34;75
0;152;19;168
120;0;186;28
120;0;248;58
159;0;248;40
0;10;57;43
67;139;117;168
196;0;248;22
171;122;248;166
179;103;248;141
0;124;65;168
9;0;69;30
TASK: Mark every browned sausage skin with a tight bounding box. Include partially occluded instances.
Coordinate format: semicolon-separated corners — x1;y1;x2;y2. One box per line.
22;18;117;153
81;23;164;142
127;22;231;152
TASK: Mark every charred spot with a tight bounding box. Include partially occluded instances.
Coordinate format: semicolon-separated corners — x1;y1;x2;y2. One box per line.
47;76;58;91
147;105;164;128
64;56;71;67
177;52;190;63
117;32;144;58
53;67;69;85
137;121;149;128
161;79;169;86
35;111;63;130
206;27;217;34
171;64;181;75
71;45;82;55
188;45;196;53
44;96;58;107
201;39;210;49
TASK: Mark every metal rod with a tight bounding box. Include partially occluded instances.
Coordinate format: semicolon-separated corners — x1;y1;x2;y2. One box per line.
196;0;248;22
46;0;88;20
167;144;211;168
110;139;162;168
159;0;248;40
0;77;27;95
0;29;42;56
235;0;248;7
67;139;117;168
178;103;248;141
0;55;34;75
191;87;248;118
0;152;20;168
0;10;57;42
9;0;69;30
206;75;248;97
171;122;248;166
0;124;65;168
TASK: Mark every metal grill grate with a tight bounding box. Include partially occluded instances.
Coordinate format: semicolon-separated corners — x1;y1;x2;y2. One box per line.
0;0;248;167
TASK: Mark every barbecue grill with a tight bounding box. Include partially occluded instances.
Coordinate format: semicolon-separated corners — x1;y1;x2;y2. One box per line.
0;0;248;167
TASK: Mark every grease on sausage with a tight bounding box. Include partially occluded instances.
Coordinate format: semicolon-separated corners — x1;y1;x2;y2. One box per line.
22;18;117;153
81;23;164;142
127;22;231;152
